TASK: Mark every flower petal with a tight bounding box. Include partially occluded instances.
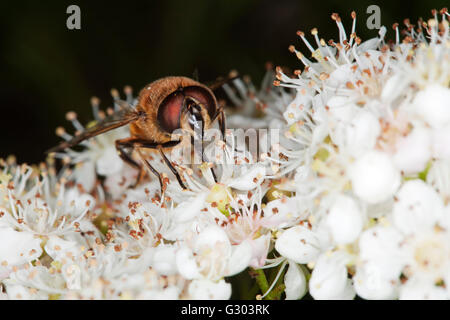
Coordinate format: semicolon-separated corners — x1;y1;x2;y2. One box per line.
0;227;42;266
152;246;178;276
188;279;232;300
284;261;307;300
326;195;364;245
392;179;444;235
350;150;400;204
275;226;321;264
225;241;252;277
354;262;398;300
175;246;200;280
228;165;266;191
96;147;123;176
309;252;353;300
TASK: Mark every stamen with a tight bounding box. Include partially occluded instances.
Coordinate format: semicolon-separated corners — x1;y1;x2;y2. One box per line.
297;30;316;53
349;11;357;46
90;96;101;120
65;111;84;132
110;88;120;111
311;28;323;50
392;23;400;45
289;45;319;75
124;85;133;104
332;13;347;45
55;127;73;141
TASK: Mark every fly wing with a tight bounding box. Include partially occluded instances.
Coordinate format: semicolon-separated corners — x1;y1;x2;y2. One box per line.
47;100;142;153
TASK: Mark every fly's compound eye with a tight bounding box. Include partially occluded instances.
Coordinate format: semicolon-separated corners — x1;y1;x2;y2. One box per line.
157;92;184;133
157;85;217;133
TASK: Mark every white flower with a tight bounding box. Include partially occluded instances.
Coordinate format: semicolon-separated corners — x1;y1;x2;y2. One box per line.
104;164;140;199
354;262;398;300
172;193;208;223
224;69;295;130
392;180;444;235
167;140;266;216
117;270;185;300
60;125;128;192
284;261;307;300
399;276;448;300
331;108;381;158
275;225;321;264
176;225;252;281
52;88;138;192
4;266;66;299
432;125;450;160
357;226;404;278
0;163;98;277
152;246;179;276
325;194;364;245
393;125;432;175
350;150;400;204
270;9;450;300
247;234;271;269
413;84;450;129
188;279;232;300
356;179;450;299
261;196;307;229
0;8;448;301
221;193;275;268
427;160;450;200
0;176;96;238
0;227;42;270
309;251;355;300
227;165;266;191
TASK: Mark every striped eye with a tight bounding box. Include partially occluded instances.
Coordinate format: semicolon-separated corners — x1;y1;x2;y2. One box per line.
157;92;184;133
157;85;217;133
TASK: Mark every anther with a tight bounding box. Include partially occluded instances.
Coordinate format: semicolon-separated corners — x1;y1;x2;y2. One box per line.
229;69;239;78
110;88;120;99
264;61;273;70
55;127;66;137
65;111;77;121
124;85;132;96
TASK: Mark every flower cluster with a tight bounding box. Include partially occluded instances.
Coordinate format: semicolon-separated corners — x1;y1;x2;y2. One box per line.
270;8;450;299
0;8;449;300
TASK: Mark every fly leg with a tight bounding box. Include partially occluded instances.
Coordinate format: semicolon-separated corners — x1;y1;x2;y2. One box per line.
212;106;226;143
115;138;146;188
156;144;187;190
116;138;186;190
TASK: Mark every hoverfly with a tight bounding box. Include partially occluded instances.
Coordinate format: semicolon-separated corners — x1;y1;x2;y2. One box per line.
48;76;230;191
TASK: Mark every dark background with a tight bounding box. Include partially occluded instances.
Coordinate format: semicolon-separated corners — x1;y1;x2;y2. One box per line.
0;0;447;164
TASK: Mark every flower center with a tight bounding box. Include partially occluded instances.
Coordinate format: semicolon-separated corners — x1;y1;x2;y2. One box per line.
414;236;448;274
206;183;232;216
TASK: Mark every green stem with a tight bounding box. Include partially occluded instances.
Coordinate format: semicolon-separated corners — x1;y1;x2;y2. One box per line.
267;284;286;300
252;267;286;300
253;268;269;296
266;263;287;300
